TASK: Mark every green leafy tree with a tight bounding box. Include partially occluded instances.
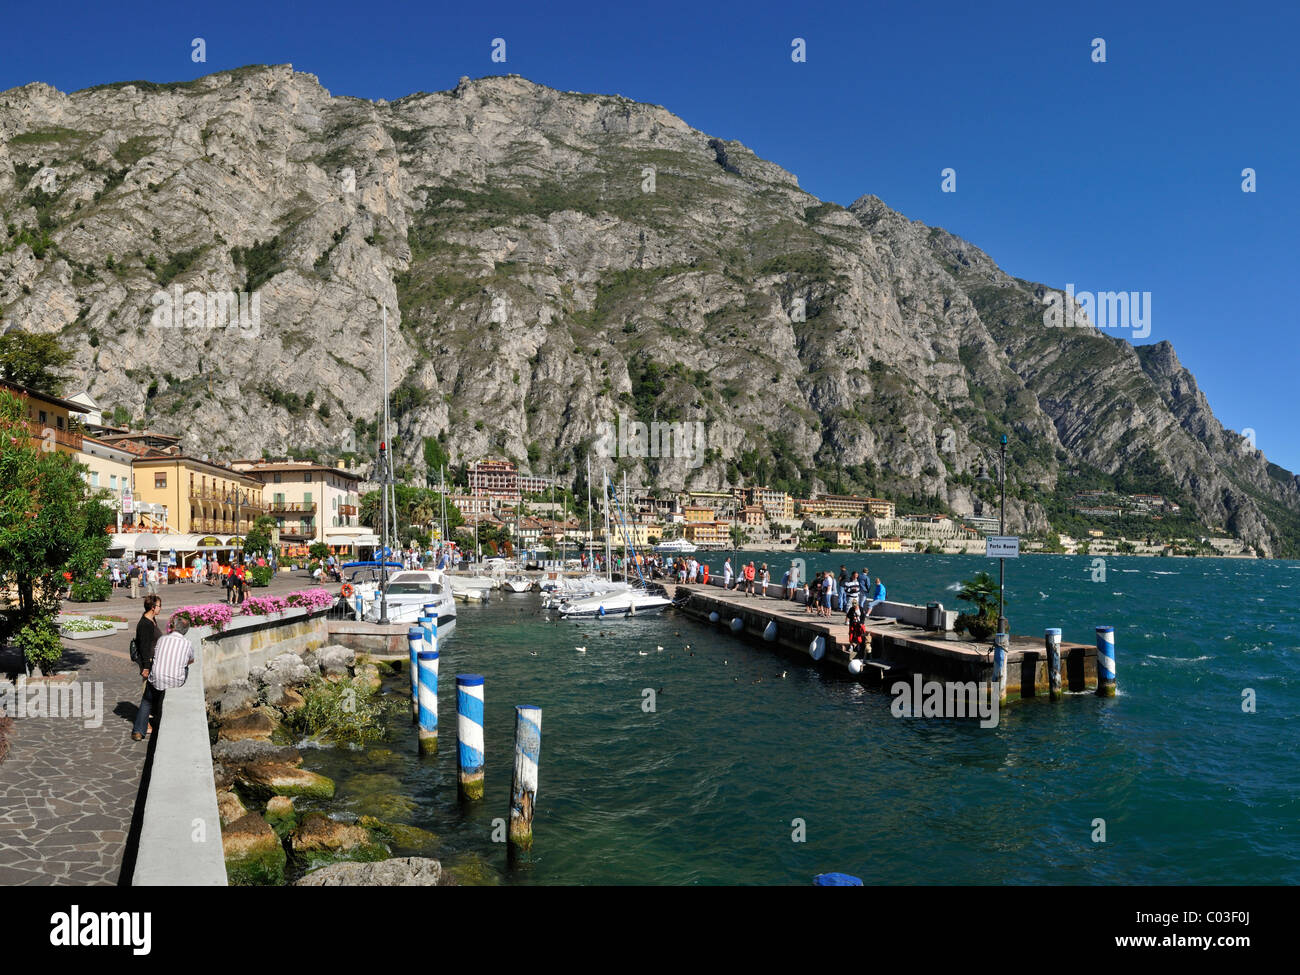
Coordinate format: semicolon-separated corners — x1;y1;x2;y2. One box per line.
0;330;73;394
308;541;331;561
0;391;108;626
244;514;277;557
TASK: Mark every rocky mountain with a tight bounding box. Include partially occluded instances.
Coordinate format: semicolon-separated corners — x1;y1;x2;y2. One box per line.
2;64;1297;555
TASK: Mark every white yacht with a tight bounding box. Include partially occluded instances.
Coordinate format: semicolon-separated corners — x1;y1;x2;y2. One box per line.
556;583;672;618
654;538;697;555
355;569;457;627
447;573;497;602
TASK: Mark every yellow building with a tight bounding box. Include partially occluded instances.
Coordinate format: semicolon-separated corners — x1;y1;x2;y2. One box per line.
746;486;794;521
1;380;88;455
870;536;903;552
684;521;727;545
822;528;853;547
132;454;266;536
740;504;766;527
683;505;715;524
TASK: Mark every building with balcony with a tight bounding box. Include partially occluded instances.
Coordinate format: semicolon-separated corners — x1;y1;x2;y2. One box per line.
745;486;794;521
76;435;136;527
1;380;89;455
232;460;364;547
683;505;715;524
684;521;729;546
132;454;265;536
739;504;766;527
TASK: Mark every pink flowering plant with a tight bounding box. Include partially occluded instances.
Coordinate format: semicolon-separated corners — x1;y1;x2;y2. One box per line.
241;594;289;616
285;589;337;611
168;603;234;633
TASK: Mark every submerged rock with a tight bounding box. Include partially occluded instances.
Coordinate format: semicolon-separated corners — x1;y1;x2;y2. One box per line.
223;812;286;886
290;812;387;871
237;762;336;800
295;856;448;887
357;816;439;853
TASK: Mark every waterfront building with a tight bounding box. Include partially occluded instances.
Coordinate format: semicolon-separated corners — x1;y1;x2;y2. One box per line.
745;486;794;521
0;379;89;455
232;460;364;547
134;453;266;536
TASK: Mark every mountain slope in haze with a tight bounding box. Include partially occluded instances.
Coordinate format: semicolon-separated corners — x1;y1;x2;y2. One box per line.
1;65;1295;554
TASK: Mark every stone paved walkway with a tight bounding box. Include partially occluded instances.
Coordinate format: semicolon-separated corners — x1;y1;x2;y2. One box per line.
0;569;321;885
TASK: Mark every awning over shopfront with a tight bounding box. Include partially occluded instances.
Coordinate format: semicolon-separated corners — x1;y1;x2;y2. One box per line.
327;533;378;547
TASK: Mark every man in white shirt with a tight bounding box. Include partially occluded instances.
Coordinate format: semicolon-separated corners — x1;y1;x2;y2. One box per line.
132;618;195;740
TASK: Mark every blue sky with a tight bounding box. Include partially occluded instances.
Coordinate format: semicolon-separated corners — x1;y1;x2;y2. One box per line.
4;0;1297;469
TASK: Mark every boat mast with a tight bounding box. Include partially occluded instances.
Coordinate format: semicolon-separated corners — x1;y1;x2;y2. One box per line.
586;453;592;571
604;469;611;581
378;303;391;624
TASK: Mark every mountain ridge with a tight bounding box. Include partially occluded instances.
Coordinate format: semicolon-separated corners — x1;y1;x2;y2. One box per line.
2;64;1297;554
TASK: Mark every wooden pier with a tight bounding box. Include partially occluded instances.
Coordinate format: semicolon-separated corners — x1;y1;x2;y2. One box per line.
663;582;1097;698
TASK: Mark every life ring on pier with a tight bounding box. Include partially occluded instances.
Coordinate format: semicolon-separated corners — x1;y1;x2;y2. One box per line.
341;583;355;598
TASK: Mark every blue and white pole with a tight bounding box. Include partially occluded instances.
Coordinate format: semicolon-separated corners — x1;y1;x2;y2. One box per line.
456;674;485;800
1095;625;1116;697
993;632;1008;705
354;591;363;621
406;627;423;724
1045;628;1062;700
508;705;542;858
417;648;439;755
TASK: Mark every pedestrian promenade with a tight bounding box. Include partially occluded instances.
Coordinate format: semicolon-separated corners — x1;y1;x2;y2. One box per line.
0;570;316;884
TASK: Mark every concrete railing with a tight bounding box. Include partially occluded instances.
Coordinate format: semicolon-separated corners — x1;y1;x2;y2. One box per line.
192;606;331;691
132;633;227;886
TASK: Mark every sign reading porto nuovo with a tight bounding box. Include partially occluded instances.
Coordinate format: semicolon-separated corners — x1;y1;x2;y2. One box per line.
985;536;1020;559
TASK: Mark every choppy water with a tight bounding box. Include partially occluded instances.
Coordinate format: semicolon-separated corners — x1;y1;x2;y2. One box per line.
300;554;1300;884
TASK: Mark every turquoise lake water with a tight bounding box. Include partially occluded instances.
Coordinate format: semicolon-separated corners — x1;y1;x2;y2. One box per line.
301;553;1300;884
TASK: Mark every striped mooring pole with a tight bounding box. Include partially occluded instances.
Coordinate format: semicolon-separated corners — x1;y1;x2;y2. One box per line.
993;632;1008;705
1096;625;1116;697
354;591;363;620
1045;628;1062;700
407;627;422;723
508;705;542;859
456;674;485;800
417;649;439;755
416;614;436;722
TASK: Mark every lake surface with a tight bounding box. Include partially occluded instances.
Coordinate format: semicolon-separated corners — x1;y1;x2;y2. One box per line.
300;553;1300;884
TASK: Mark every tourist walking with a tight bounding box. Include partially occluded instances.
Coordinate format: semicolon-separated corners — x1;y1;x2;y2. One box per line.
781;566;792;599
131;595;164;741
127;562;140;599
723;558;733;590
743;561;755;596
846;601;867;659
759;563;770;598
837;565;848;612
859;567;871;609
111;563;121;591
132;615;195;742
820;571;833;618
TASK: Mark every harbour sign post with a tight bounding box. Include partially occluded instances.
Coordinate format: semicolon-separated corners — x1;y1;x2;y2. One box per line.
986;536;1020;558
